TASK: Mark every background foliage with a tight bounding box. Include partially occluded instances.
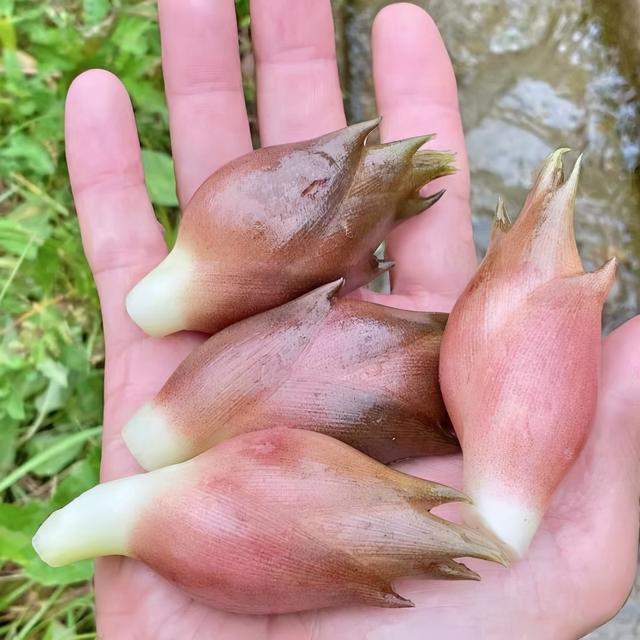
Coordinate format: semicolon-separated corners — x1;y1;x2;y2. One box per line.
0;1;250;637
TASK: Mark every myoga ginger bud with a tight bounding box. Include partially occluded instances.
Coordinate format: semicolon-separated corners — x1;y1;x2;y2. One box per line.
439;151;616;558
33;429;508;614
126;119;454;336
123;280;457;470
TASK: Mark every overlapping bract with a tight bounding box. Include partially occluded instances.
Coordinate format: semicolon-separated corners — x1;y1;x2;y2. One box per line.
440;151;616;557
123;281;458;470
126;119;454;336
33;429;507;614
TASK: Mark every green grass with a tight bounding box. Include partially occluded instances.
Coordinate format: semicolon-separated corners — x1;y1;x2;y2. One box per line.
0;1;251;637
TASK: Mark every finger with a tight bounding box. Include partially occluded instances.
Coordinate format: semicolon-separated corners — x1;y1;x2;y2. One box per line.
66;71;203;481
159;0;252;205
251;0;346;145
558;316;640;507
540;317;640;625
66;70;167;356
598;315;640;490
372;4;476;310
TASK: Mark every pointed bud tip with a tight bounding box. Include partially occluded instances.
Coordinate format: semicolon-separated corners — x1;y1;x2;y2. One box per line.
406;133;436;150
557;152;583;201
535;148;571;192
494;196;511;231
436;561;482;581
377;259;395;272
397;189;446;220
382;134;435;161
383;590;415;608
319;278;345;298
589;256;617;299
346;117;381;142
601;255;617;274
429;188;447;206
547;147;572;171
427;481;471;507
551;147;572;161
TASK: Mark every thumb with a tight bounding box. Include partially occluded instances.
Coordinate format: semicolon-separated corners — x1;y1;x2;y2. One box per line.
600;314;640;493
546;315;640;634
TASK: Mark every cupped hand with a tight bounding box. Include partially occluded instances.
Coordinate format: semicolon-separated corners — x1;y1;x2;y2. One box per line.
65;2;640;638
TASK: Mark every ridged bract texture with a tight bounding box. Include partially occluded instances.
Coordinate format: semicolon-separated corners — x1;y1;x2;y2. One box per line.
126;119;454;336
122;281;458;471
439;151;616;558
33;429;508;615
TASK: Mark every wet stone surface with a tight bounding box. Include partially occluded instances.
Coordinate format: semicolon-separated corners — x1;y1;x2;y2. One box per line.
335;1;640;637
337;0;640;333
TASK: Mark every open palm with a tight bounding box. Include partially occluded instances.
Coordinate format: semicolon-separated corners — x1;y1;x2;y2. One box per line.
65;2;640;638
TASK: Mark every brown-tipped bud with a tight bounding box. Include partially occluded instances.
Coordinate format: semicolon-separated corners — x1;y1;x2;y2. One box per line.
123;284;457;471
126;120;455;336
440;151;616;558
33;429;508;615
398;189;447;220
487;196;512;252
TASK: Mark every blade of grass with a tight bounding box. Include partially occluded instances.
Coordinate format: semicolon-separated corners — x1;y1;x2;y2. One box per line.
0;580;33;611
10;173;69;216
29;591;94;640
14;585;64;640
0;235;35;305
19;374;64;444
0;427;101;493
0;571;26;582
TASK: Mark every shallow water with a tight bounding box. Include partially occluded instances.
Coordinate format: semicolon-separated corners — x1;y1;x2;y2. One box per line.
336;0;640;331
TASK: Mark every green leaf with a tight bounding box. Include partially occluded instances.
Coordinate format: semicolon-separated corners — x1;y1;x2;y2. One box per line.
0;2;15;18
25;432;86;477
235;0;250;21
112;15;154;56
0;525;30;562
0;427;101;492
37;359;69;388
34;379;68;416
0;501;49;563
51;451;99;510
0;218;39;258
83;0;109;26
42;621;71;640
0;417;18;474
142;149;178;207
2;133;55;176
0;501;48;531
5;392;25;420
23;555;94;586
0;15;16;49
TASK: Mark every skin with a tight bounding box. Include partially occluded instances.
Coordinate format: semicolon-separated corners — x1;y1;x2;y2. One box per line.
65;1;640;638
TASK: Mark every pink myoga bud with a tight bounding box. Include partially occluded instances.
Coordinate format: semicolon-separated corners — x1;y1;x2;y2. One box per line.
33;429;508;614
123;280;458;471
126;119;454;336
440;151;616;558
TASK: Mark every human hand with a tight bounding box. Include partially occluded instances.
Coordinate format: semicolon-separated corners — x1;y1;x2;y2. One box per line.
65;1;640;638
